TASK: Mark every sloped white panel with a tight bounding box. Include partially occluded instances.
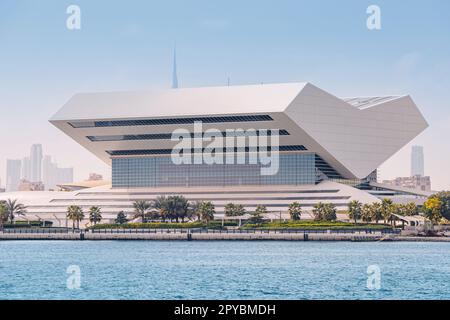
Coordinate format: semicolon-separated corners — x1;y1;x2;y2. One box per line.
284;83;428;179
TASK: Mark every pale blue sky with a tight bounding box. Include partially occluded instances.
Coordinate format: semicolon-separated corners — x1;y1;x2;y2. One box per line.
0;0;449;189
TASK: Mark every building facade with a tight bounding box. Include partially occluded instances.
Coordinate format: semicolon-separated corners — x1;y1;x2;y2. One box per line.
0;82;429;224
51;83;428;190
382;175;432;192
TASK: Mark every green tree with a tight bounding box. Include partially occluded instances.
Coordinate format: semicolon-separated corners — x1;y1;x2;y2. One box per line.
348;200;362;224
224;203;236;217
66;205;84;230
224;203;246;217
288;202;302;221
423;197;443;224
312;203;336;221
322;203;337;221
255;205;268;215
249;205;267;224
5;199;27;224
190;201;203;221
133;200;152;222
361;204;373;223
428;191;450;220
152;196;168;222
0;201;7;231
170;195;190;222
115;211;128;224
198;201;215;224
371;202;383;224
403;202;418;216
381;198;393;223
88;206;102;226
312;203;325;221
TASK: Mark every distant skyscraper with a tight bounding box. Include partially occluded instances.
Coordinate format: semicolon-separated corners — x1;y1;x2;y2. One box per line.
172;47;178;89
30;144;43;182
6;159;22;192
42;155;56;190
411;145;424;177
42;155;74;190
21;157;31;181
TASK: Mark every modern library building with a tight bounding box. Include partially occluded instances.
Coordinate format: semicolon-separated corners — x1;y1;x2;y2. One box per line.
1;82;430;224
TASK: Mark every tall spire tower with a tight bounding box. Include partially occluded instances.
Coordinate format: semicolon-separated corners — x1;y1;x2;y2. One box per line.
172;47;179;89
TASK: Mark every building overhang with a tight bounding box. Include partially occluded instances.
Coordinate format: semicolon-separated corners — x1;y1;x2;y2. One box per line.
50;82;428;180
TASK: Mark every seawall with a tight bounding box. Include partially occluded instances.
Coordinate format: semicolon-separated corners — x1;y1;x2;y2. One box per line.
0;232;386;241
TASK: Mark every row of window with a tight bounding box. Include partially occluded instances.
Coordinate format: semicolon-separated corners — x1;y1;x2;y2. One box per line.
69;115;274;128
79;189;341;196
50;196;350;203
107;145;307;156
87;129;290;142
315;155;344;179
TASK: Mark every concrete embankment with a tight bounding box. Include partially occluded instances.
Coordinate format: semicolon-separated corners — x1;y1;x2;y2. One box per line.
2;231;450;242
0;232;384;241
0;233;81;240
392;236;450;242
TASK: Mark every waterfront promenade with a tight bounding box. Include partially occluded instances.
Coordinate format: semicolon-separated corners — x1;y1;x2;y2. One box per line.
1;228;448;241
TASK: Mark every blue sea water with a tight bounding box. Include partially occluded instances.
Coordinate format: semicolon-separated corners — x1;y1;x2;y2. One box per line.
0;241;450;300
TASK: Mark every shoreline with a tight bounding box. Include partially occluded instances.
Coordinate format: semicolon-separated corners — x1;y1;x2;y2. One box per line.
1;232;449;242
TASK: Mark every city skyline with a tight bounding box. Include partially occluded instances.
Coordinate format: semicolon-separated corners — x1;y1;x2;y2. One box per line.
5;143;74;191
0;1;449;190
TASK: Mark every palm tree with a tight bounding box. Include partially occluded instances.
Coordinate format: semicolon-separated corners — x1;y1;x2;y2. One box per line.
348;200;362;224
224;203;237;217
189;201;202;221
152;196;168;222
199;201;215;224
312;202;325;221
381;198;393;223
361;204;373;223
66;205;84;230
167;195;189;223
5;199;27;224
234;204;246;216
255;205;268;215
404;202;418;216
322;203;337;221
133;200;151;222
288;202;302;221
115;211;128;224
224;203;247;217
371;202;383;224
249;205;267;224
0;201;7;231
177;198;190;222
88;206;102;226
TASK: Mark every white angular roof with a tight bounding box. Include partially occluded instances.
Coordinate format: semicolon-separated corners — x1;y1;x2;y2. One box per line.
51;82;308;121
50;82;428;180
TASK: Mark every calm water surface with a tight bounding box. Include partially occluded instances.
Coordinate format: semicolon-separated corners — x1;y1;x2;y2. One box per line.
1;241;449;300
